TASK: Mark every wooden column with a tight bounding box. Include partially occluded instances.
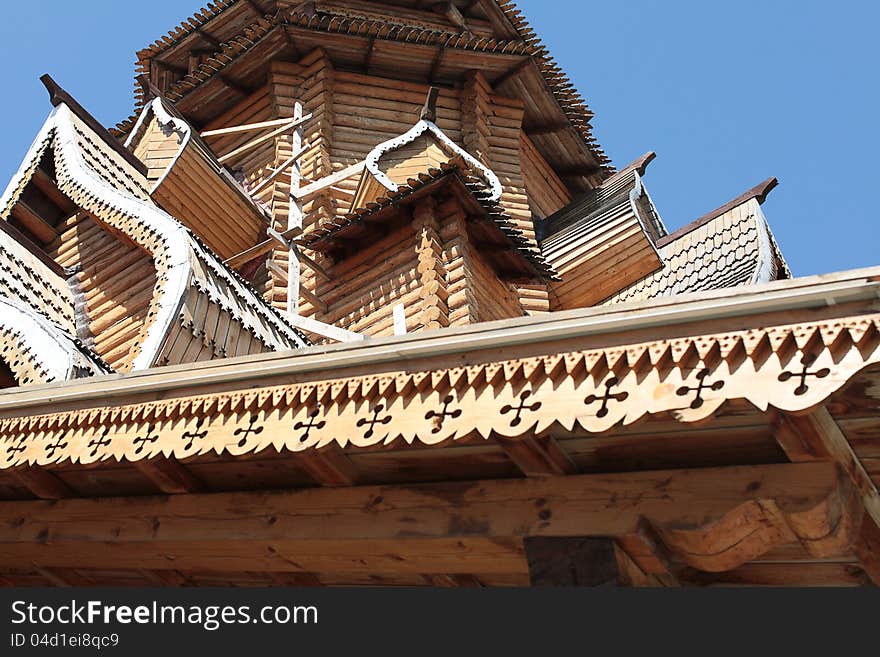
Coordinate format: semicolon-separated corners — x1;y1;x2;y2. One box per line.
286;100;305;316
413;197;449;331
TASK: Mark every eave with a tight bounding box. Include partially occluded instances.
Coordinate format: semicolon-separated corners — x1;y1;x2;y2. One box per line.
1;263;878;421
1;267;880;586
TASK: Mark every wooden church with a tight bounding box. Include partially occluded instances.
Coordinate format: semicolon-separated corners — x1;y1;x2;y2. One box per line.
0;0;878;587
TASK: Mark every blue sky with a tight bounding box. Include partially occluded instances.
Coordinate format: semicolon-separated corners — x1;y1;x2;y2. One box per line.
0;1;876;276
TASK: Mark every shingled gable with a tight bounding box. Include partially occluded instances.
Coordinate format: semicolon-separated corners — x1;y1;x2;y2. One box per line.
124;90;273;260
538;153;667;310
0;296;108;386
0;77;308;375
301;164;556;281
604;178;791;305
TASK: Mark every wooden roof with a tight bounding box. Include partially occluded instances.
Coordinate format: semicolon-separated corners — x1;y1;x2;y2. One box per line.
299;164;557;280
116;1;612;191
605;180;791;305
0;82;309;377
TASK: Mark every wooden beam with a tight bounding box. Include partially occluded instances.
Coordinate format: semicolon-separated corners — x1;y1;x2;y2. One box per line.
429;46;446;83
496;435;577;477
292;161;366;201
0;214;66;277
523;121;570;136
224;226;303;269
217;121;309;164
267;260;328;312
616;522;680;587
201;114;313;139
783;406;880;580
437;2;471;34
787;407;880;525
134;458;206;495
285;313;366;344
853;514;880;585
32;168;76;214
292;446;360;487
0;462;855;576
772;411;829;462
195;28;222;50
249;149;308;196
11;201;57;244
297;286;328;314
10;468;74;500
294;246;332;281
492;57;533;89
363;37;377;75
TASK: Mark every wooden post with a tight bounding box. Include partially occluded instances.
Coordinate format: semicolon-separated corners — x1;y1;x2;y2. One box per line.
287;101;304;315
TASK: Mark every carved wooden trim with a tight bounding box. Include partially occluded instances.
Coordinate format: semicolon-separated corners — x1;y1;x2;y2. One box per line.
1;313;878;469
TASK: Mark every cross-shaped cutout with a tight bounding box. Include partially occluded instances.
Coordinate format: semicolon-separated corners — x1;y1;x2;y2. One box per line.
294;407;326;444
133;424;160;455
425;395;462;434
44;432;69;459
88;426;112;458
584;377;629;418
501;390;542;427
6;436;27;460
677;368;724;409
357;404;392;439
778;354;831;396
234;415;264;448
181;418;209;451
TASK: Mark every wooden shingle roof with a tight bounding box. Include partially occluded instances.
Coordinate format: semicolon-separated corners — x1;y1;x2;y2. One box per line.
119;1;612;178
604;179;790;305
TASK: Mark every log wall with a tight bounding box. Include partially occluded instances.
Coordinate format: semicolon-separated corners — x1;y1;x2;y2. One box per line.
197;51;568;331
47;214;157;372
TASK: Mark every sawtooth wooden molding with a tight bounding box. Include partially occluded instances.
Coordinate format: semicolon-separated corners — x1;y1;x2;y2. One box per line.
2;311;878;468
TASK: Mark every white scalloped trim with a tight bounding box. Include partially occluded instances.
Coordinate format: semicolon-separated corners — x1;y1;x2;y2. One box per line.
365;120;503;202
0;296;97;382
2;104;307;374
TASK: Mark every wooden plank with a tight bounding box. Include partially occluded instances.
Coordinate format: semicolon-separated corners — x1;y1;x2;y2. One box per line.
11;202;57;244
224;226;303;269
201;114;312;138
218;121;308;164
792;407;880;525
249;148;307;196
285;312;366;343
293;446;360;488
292;161;366;201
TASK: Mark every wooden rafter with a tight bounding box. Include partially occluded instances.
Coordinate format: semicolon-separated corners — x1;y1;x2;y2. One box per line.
217;122;310;164
292;161;366;201
224;226;303;269
201;114;313;139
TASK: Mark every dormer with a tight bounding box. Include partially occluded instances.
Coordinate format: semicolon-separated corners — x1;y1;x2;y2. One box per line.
0;76;306;385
